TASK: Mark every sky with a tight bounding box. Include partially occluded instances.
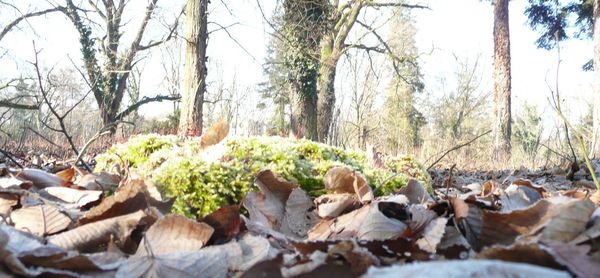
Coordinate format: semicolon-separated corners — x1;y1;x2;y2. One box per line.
0;0;595;125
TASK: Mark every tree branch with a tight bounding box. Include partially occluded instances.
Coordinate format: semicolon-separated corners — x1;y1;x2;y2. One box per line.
113;94;180;122
0;7;62;42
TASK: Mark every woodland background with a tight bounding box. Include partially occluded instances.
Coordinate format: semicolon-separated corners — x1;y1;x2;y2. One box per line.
0;0;599;170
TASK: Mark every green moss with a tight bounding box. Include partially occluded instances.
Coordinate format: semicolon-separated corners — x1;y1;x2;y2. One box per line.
96;135;431;218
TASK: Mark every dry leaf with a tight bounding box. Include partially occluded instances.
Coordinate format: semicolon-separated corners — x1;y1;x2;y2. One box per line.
76;172;121;191
539;198;595;243
324;166;373;202
48;210;152;252
117;249;230;278
18;246;124;272
365;260;570;277
243;170;297;230
10;204;72;236
136;214;214;256
200;118;229;149
357;204;408;240
78;179;169;225
14;168;68;189
416;217;448;253
200;204;242;243
477;243;565;269
0;192;19;216
55;167;76;182
397;179;432;204
314;193;360;218
280;188;318;239
40;187;102;209
542;242;600;278
499;183;542;212
0;176;32;190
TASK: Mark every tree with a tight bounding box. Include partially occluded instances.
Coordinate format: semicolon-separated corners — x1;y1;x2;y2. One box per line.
61;0;181;129
178;0;209;136
525;0;600;157
278;0;327;140
315;1;427;142
492;0;512;159
382;6;425;154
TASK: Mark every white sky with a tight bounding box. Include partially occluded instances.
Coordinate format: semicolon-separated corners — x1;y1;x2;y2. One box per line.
0;0;594;125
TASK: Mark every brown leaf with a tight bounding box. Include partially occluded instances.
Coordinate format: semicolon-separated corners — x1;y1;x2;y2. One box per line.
512;179;546;197
78;179;169;225
0;192;19;216
280;188;319;239
200;118;229;149
416;217;448;253
40;187;102;209
477;243;563;269
18;246;124;272
357;204;408;240
243;170;297;230
48;210;153;252
75;172;121;191
479;198;593;248
324;166;373;202
14;168;68;189
117;249;231;278
405;204;437;237
55;167;76;182
542;242;600;278
450;196;470;220
499;185;542;212
10;204;72;236
136;214;214;256
200;204;242;243
0;176;33;190
397;179;432;204
365;260;570;277
314;193;360;218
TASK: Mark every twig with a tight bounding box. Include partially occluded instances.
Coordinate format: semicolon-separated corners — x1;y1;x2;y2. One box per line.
426;130;492;170
0;148;23;168
74;123;118;170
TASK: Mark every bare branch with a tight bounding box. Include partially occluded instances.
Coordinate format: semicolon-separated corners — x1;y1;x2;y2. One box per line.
0;7;62;42
113;94;180;122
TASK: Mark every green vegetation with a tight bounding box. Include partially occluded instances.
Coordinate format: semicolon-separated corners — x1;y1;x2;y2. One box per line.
96;134;431;217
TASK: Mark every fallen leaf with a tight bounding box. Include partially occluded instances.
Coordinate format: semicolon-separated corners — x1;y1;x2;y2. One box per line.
10;204;72;236
499;184;542;212
243;170;297;230
280;188;318;239
397;179;432;204
136;214;214;256
365;260;570;277
14;168;68;189
357;204;408;240
200;118;229;149
0;192;19;216
75;172;121;191
314;193;360;218
200;204;242;243
542;242;600;278
0;176;32;190
40;187;102;209
78;179;169;225
324;166;373;202
18;246;124;272
477;243;564;269
48;210;152;252
55;167;76;182
416;217;448;253
539;198;595;243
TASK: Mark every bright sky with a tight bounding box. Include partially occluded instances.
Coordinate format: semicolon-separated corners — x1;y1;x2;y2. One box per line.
0;0;595;125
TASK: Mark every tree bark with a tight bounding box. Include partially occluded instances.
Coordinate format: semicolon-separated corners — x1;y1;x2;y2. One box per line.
492;0;512;160
591;0;600;158
178;0;209;137
316;53;337;142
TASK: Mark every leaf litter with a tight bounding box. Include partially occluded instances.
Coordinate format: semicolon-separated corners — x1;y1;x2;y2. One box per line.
0;123;599;277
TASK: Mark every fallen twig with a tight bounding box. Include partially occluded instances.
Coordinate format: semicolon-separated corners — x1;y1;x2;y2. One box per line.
426;130;492;171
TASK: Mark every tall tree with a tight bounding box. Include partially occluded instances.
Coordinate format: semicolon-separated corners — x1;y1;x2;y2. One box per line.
278;0;327;140
62;0;181;129
492;0;512;159
593;0;600;157
178;0;209;136
383;6;425;154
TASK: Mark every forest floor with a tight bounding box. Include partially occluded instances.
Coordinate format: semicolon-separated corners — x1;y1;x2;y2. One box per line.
0;138;599;277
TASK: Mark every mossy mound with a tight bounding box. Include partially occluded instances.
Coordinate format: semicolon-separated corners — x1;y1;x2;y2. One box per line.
96;134;431;217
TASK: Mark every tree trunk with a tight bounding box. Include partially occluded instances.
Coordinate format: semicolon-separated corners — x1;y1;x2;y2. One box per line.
492;0;512;160
178;0;208;137
591;0;600;158
289;78;318;140
316;35;338;143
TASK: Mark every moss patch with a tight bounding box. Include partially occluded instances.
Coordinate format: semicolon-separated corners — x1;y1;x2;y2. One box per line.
96;135;431;217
